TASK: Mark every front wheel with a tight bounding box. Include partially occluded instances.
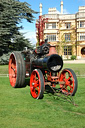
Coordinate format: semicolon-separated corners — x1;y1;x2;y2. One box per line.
59;68;78;96
30;69;44;99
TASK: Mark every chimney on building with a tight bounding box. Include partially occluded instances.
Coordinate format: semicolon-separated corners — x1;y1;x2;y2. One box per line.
60;1;63;14
39;3;42;16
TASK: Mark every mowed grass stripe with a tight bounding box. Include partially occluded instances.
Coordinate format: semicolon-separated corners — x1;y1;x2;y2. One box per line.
0;64;85;76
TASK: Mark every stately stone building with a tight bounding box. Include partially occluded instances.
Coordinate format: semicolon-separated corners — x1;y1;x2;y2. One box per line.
36;1;85;59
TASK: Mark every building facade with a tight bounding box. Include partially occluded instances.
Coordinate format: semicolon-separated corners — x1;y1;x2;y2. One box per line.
36;1;85;59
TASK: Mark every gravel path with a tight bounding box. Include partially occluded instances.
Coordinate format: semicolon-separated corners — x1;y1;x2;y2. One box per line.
63;60;85;64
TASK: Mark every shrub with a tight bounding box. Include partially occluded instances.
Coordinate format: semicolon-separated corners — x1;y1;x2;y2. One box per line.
71;55;76;60
0;52;11;65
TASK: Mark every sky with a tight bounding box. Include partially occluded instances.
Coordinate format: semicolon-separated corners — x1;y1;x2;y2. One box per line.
19;0;85;45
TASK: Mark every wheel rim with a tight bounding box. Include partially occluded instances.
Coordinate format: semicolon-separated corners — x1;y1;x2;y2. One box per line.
30;70;41;98
9;54;17;87
59;69;74;95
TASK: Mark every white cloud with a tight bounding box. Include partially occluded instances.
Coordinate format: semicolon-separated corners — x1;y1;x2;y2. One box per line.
20;30;37;45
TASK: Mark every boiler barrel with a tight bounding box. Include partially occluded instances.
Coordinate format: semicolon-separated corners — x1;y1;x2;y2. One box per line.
32;54;63;72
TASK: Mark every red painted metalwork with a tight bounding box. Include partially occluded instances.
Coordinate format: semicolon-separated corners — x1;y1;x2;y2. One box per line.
30;70;41;98
47;44;57;56
47;72;59;82
59;69;75;95
47;72;60;87
9;54;17;87
30;69;44;99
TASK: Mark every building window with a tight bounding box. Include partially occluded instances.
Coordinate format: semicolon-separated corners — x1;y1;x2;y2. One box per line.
64;46;72;55
80;33;85;40
80;21;85;28
65;34;71;41
46;23;56;29
52;23;56;29
46;23;51;29
65;23;71;29
46;23;49;29
81;47;85;55
47;34;56;42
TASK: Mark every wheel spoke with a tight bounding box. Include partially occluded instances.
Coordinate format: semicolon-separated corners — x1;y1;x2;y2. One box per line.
68;81;73;90
34;80;39;88
33;74;39;88
11;66;15;72
67;75;71;81
34;83;39;88
35;87;39;92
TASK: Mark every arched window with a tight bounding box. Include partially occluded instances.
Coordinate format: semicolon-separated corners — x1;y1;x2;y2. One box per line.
81;47;85;55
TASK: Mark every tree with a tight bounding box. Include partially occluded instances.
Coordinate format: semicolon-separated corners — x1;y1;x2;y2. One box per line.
0;0;37;55
9;33;33;51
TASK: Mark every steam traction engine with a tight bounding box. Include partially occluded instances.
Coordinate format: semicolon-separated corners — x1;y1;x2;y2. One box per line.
8;40;78;99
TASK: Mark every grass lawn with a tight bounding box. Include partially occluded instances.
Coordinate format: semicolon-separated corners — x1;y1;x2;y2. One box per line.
63;64;85;76
0;77;85;128
0;64;85;76
0;65;8;74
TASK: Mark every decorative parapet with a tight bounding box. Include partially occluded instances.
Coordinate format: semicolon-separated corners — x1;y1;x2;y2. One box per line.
43;14;59;19
43;14;75;20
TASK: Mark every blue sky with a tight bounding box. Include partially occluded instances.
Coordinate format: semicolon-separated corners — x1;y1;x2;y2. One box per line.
19;0;85;45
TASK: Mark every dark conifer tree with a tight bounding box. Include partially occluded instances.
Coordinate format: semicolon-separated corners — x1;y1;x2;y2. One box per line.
0;0;37;55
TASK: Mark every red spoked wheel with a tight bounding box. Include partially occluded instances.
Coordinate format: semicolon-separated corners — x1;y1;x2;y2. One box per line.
30;69;44;99
59;68;78;96
9;52;26;88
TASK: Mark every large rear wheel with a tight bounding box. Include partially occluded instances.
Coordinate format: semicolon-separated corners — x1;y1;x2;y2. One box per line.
59;68;78;96
8;51;26;88
30;69;44;99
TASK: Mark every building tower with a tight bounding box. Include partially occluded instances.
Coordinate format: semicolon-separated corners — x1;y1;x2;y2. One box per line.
61;1;63;14
39;3;42;16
